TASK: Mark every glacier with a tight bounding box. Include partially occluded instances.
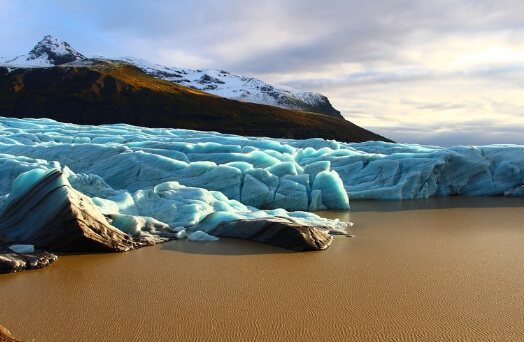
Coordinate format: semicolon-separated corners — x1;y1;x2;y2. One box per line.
1;116;524;258
1;116;523;204
0;117;354;258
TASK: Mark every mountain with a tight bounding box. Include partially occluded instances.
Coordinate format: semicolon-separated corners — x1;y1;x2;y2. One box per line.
120;57;343;118
0;61;390;142
2;35;86;66
0;35;391;142
2;35;342;117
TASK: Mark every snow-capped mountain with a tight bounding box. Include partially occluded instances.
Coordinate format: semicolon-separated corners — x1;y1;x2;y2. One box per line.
2;35;86;66
1;35;342;117
119;57;342;117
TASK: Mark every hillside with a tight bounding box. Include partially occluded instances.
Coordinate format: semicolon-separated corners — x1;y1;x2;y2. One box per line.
0;62;391;142
2;35;343;118
120;56;344;118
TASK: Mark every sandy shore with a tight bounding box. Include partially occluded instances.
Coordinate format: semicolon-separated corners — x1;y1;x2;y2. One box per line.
1;197;523;341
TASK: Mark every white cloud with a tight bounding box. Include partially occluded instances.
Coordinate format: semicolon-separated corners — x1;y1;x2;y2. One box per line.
2;0;524;146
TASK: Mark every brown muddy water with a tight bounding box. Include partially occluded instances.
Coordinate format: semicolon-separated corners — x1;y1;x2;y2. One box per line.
1;197;523;341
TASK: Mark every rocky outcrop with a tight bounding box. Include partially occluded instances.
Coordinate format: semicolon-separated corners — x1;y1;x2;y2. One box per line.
0;239;57;274
4;35;86;66
209;217;334;251
0;324;23;342
0;169;136;253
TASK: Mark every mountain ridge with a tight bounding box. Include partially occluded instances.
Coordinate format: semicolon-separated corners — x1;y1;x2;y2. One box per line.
2;35;86;66
0;35;392;143
1;35;342;117
0;60;391;143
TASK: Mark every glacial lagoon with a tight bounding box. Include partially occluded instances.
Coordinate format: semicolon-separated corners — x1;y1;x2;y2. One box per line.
1;197;524;341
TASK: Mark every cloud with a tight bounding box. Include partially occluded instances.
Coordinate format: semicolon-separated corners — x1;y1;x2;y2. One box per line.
375;120;524;147
364;109;524;146
5;0;524;71
2;0;524;146
317;64;524;146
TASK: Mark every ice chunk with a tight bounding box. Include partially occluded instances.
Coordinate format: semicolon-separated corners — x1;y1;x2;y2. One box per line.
9;244;35;254
107;214;172;237
303;160;331;185
273;179;309;211
241;174;275;208
265;161;300;178
0;169;136;252
311;170;350;210
175;230;188;239
188;230;219;241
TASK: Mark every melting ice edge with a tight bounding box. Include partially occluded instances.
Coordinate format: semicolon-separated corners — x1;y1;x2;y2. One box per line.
1;116;524;261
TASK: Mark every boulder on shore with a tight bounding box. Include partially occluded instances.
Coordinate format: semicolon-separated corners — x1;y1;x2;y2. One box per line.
209;217;334;251
0;239;57;274
0;324;23;342
0;169;137;253
0;169;176;273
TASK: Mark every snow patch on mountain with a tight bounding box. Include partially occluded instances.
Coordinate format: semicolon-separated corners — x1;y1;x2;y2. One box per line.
2;35;86;67
120;56;342;117
0;35;342;117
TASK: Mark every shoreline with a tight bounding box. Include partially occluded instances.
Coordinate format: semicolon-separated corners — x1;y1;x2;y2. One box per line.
0;324;22;342
1;197;524;341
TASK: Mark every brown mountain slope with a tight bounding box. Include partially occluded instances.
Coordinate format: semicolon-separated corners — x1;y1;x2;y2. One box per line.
0;61;391;143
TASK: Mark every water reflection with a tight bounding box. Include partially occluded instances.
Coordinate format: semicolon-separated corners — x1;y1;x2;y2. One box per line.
347;196;524;212
159;237;294;256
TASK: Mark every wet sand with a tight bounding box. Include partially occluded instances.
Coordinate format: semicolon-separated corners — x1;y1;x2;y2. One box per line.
1;197;523;341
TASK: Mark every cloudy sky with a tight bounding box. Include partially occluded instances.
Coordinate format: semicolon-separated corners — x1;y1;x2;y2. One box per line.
1;0;523;146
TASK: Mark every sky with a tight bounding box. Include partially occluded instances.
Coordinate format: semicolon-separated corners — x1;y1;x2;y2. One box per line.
1;0;523;146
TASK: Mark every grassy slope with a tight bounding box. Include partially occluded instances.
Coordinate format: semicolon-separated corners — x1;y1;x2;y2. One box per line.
0;62;392;143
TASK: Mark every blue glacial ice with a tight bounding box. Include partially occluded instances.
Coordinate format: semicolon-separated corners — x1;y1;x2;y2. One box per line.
1;116;524;244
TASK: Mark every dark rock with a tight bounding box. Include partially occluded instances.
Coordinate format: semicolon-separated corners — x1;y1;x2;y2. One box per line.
0;239;57;274
199;74;225;84
209;217;334;251
27;35;86;65
0;324;23;342
0;169;136;253
306;94;343;118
